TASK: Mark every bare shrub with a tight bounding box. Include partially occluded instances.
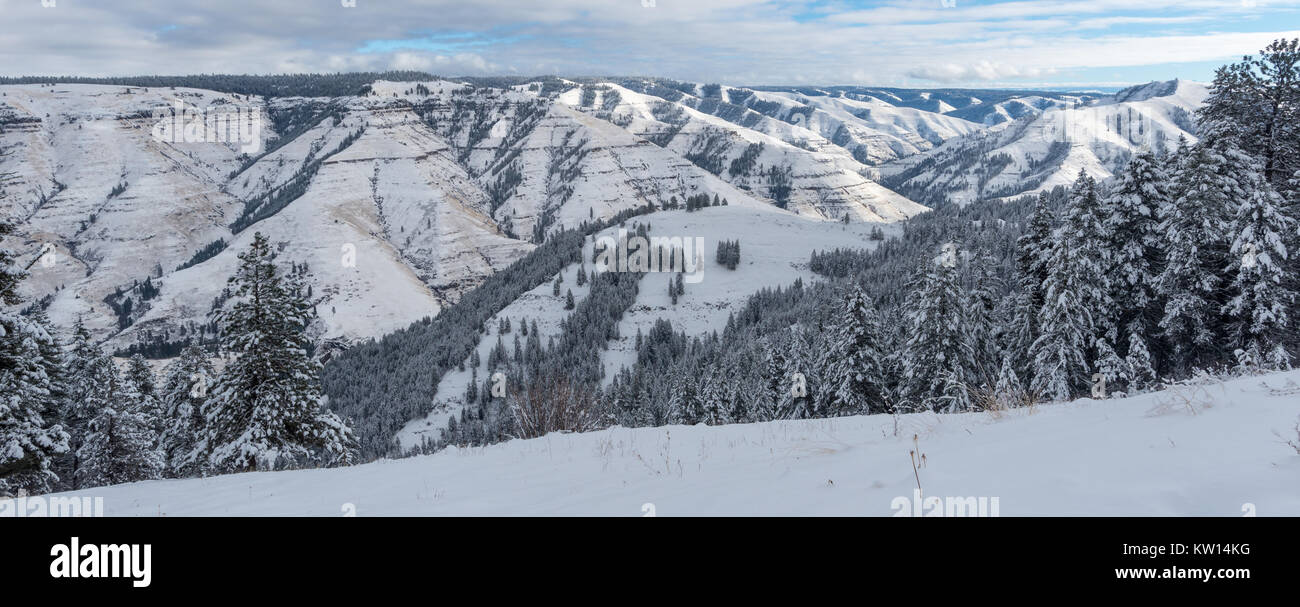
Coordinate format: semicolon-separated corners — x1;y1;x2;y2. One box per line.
511;374;605;440
971;385;1039;419
1147;382;1217;416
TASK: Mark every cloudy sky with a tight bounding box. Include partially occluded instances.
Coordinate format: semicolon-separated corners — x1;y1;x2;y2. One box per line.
3;0;1299;89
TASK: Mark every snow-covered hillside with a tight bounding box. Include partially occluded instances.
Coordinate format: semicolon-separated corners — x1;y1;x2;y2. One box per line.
46;370;1300;516
1;78;937;353
0;84;258;340
557;83;931;222
397;203;905;448
0;77;1211;357
880;80;1206;206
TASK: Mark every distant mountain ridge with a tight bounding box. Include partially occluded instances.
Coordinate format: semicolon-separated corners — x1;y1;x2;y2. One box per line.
0;75;1203;356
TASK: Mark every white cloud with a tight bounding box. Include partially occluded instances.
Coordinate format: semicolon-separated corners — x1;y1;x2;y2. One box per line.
388;52;496;73
1;0;1298;86
906;61;1057;83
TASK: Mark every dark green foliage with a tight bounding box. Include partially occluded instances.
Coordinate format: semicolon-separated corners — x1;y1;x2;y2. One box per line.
715;239;741;270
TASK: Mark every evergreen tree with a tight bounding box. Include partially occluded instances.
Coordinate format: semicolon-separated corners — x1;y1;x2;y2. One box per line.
1029;280;1092;403
157;346;215;477
1221;161;1296;367
901;258;971;412
202;233;355;472
76;355;162;488
124;354;163;435
1092;338;1130;396
964;257;1001;388
994;354;1025;409
1104;149;1169;359
1031;176;1107;402
1056;170;1114;345
466;367;479;404
56;317;103;489
1016;192;1056;311
700;366;729;424
1125;332;1158;393
781;328;820;419
673;375;704;424
761;338;789;419
937;365;974;413
0;220;70;495
1197;39;1300;197
830;286;887;415
1008;192;1056;377
1156;138;1245;372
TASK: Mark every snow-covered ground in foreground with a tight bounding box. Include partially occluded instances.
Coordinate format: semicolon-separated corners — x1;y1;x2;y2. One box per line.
48;370;1300;516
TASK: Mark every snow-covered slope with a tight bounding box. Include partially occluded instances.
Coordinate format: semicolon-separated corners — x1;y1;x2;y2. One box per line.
880;80;1206;205
558;83;930;222
742;88;985;163
4;80;851;351
397;203;906;447
0;84;262;339
45;370;1300;515
122;107;534;347
0;77;1202;356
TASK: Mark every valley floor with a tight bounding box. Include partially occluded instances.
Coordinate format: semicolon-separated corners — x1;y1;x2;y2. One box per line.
48;370;1300;516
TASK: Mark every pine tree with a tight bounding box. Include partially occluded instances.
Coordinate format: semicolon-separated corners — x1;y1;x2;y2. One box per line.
701;365;731;424
466;367;479;404
1016;192;1056;311
937;364;974;413
202;233;355;473
0;221;70;495
1057;170;1114;345
1031;178;1104;403
124;354;163;435
782;328;818;419
1008;192;1056;377
994;355;1025;409
1284;171;1300;344
157;346;215;477
54;317;105;489
1004;289;1040;384
1156;138;1244;372
1104;149;1169;359
900;257;971;412
76;355;163;488
1221;159;1296;368
964;257;1001;388
757;340;785;421
1029;283;1092;402
1092;338;1130;396
830;286;887;415
1125;332;1158;393
1197;39;1300;196
674;374;705;424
